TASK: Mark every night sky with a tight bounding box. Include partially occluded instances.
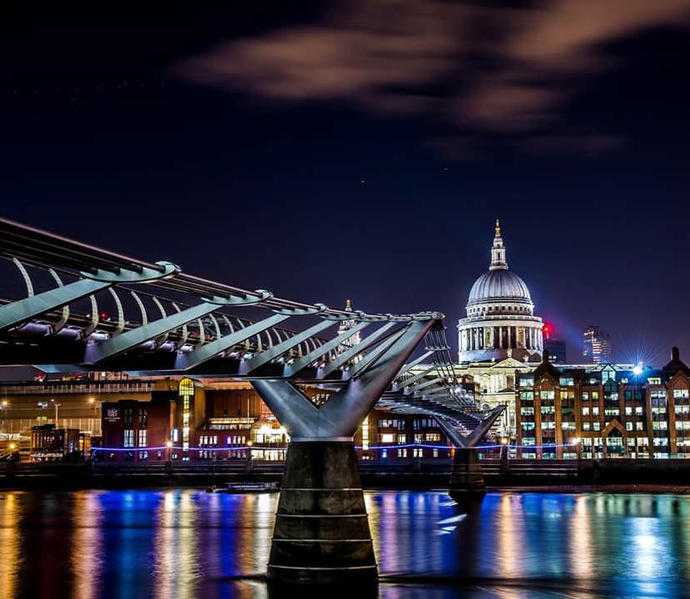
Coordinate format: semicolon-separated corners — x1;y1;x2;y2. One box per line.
2;1;690;364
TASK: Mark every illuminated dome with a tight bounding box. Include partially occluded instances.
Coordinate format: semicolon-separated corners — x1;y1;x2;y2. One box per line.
457;220;543;363
468;269;532;307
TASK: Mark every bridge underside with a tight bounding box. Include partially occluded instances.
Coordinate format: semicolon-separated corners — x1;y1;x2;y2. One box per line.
0;217;502;584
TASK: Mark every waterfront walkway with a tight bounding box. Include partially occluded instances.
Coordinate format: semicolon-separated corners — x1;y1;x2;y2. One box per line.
3;458;690;490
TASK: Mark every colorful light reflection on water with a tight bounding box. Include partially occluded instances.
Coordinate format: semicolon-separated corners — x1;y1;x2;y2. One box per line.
0;490;689;598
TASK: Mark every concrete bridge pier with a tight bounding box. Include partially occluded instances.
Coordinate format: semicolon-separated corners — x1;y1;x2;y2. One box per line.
269;440;376;584
436;407;505;500
449;448;485;499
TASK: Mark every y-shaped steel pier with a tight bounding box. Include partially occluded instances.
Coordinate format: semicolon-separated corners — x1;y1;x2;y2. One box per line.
251;317;438;585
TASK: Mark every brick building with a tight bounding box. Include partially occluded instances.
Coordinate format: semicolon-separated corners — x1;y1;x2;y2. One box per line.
515;347;690;459
99;395;175;461
30;424;81;461
96;375;457;462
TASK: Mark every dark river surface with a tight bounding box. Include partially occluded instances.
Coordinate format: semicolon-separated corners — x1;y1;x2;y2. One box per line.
1;489;689;598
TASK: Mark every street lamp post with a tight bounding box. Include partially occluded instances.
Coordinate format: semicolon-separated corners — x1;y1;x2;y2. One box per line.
165;440;173;471
500;436;509;475
0;400;7;435
50;399;61;428
88;397;100;435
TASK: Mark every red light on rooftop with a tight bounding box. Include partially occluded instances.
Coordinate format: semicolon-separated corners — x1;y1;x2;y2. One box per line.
542;323;553;339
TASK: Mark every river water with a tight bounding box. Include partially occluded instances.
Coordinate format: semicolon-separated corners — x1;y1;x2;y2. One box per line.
0;489;688;598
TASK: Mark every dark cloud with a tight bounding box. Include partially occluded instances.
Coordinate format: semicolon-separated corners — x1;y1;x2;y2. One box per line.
176;0;690;156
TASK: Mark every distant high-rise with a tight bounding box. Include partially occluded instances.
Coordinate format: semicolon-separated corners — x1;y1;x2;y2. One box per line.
544;339;567;363
583;326;612;364
542;322;567;364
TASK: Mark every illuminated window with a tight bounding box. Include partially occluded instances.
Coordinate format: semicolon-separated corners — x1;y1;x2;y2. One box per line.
381;433;395;443
674;389;690;399
124;429;134;448
138;430;147;447
179;378;194;396
378;419;403;430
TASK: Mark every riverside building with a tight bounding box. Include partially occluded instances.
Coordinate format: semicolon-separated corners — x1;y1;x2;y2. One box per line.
515;347;690;459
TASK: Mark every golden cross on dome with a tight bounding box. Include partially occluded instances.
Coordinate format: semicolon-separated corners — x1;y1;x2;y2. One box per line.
495;218;501;237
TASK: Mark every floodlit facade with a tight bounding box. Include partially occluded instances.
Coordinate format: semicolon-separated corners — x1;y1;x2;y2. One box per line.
458;220;543;364
515;348;690;459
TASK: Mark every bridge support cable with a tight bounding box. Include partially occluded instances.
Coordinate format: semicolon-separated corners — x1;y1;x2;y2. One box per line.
317;322;397;378
84;302;223;364
174;313;290;370
347;328;407;379
396;350;434;378
240;319;336;374
396;365;436;391
282;321;369;377
47;269;71;334
409;375;444;393
250;317;438;584
0;262;178;333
